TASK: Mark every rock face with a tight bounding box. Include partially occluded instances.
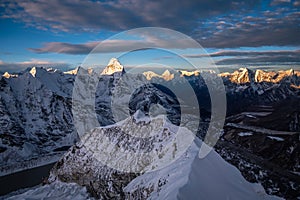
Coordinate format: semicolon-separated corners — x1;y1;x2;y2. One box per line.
48;112;192;199
0;67;76;172
48;113;280;199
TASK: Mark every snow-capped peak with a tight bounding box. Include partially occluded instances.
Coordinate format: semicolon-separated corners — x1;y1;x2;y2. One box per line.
178;70;200;77
64;67;79;75
161;69;174;81
101;58;125;75
29;67;37;77
219;68;254;84
2;72;18;78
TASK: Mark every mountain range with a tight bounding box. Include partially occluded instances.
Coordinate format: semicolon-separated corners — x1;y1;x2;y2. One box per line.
0;58;299;199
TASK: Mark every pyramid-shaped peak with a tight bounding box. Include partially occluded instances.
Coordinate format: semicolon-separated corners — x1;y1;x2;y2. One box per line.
29;66;37;77
2;72;11;78
101;58;125;75
162;69;171;76
108;58;121;67
161;69;174;81
287;68;294;76
2;72;18;78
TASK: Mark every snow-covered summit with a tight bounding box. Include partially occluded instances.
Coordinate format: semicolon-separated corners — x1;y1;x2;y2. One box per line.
64;67;94;75
2;72;18;78
48;111;281;199
143;70;175;81
220;68;300;84
101;58;125;75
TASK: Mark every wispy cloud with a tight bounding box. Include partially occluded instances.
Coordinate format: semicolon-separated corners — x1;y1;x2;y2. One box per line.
1;0;257;32
1;0;299;53
0;59;71;73
294;0;300;6
196;10;300;48
29;32;200;54
185;49;300;58
19;58;54;65
184;49;300;65
29;42;98;55
215;56;300;65
270;0;291;6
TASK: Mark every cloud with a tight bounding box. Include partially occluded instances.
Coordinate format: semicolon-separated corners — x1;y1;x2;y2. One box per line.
270;0;291;6
29;42;98;55
19;58;53;65
215;56;300;65
0;0;258;33
1;0;299;49
185;49;300;58
294;0;300;6
29;31;201;54
196;10;300;48
184;49;300;65
0;59;71;73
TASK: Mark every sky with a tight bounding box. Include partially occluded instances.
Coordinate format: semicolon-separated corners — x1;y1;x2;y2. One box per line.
0;0;299;72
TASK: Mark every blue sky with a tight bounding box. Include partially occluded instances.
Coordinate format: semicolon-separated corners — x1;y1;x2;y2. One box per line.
0;0;299;72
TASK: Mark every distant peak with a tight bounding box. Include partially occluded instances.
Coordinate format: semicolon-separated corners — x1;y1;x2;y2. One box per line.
142;70;174;81
220;68;300;84
29;67;37;77
178;70;200;77
238;67;249;71
64;67;79;75
143;71;160;80
219;67;254;84
101;58;125;75
161;69;174;81
162;69;171;76
107;58;120;66
288;68;294;75
2;72;18;78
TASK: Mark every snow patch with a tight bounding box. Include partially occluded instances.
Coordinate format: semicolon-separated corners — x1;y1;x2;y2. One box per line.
125;139;282;199
238;132;253;137
267;136;285;141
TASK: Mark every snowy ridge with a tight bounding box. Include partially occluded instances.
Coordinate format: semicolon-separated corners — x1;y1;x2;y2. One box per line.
48;111;281;199
125;139;282;200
